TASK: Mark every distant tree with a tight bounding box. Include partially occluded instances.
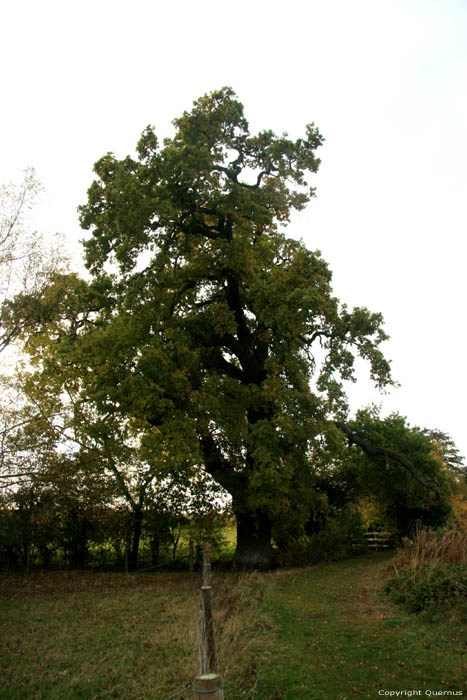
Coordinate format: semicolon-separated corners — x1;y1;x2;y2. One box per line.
425;429;465;475
0;168;66;353
426;429;467;530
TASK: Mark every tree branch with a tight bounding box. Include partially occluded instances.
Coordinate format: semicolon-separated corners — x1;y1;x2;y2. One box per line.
335;422;441;495
205;350;245;382
212;164;276;190
198;430;231;483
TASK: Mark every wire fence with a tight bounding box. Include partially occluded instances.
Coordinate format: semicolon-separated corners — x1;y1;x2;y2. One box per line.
162;683;193;700
162;543;222;700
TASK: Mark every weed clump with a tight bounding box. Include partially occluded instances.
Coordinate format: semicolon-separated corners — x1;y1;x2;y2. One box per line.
384;529;467;614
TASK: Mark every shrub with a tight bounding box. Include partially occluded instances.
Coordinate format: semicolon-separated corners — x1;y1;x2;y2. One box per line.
274;506;366;567
187;508;231;560
384;528;467;615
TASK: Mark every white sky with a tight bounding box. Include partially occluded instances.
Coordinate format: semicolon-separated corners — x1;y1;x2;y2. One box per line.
1;0;466;459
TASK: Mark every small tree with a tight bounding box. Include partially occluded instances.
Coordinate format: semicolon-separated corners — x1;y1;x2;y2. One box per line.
0;168;66;353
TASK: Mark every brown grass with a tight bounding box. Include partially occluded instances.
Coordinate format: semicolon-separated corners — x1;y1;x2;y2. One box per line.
390;528;467;571
212;572;278;696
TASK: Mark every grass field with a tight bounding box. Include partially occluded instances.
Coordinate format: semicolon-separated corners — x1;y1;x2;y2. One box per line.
1;553;465;699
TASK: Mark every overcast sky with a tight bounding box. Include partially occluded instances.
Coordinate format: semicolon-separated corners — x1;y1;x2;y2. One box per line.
1;0;466;458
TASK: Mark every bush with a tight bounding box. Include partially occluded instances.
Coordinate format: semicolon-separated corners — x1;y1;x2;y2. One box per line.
385;562;467;613
274;506;366;567
384;528;467;614
187;508;231;560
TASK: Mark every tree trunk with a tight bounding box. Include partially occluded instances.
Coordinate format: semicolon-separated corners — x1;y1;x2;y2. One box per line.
151;534;160;566
171;522;181;565
233;506;273;569
25;541;31;573
78;541;87;570
40;546;52;568
230;401;275;569
129;508;142;571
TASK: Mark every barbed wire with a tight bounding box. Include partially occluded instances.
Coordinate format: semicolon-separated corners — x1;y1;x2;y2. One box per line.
161;683;192;700
192;680;224;694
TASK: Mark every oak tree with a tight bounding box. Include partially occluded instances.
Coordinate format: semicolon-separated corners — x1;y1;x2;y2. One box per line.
8;88;421;568
75;88;395;567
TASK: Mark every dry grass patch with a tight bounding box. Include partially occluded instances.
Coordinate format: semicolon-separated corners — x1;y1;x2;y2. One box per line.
393;528;467;568
0;569;273;699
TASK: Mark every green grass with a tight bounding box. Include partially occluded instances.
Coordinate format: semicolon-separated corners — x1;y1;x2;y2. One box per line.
1;554;465;699
254;553;466;699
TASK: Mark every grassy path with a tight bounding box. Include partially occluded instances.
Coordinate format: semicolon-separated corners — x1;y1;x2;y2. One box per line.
253;553;466;699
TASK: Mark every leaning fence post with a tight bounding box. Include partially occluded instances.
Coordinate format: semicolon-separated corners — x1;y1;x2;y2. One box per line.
199;543;211;675
194;544;223;698
193;673;224;699
199;542;220;686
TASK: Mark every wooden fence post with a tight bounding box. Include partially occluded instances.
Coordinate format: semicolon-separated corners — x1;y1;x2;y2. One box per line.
196;543;222;694
193;673;224;699
201;585;217;673
202;543;211;586
199;543;210;675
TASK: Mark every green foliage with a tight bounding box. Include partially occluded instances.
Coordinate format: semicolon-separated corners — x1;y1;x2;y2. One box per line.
385;562;467;614
425;428;465;474
0;484;110;571
336;408;453;538
1;88;408;566
186;507;231;558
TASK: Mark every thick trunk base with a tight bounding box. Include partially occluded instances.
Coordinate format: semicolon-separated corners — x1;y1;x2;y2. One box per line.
233;509;272;569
